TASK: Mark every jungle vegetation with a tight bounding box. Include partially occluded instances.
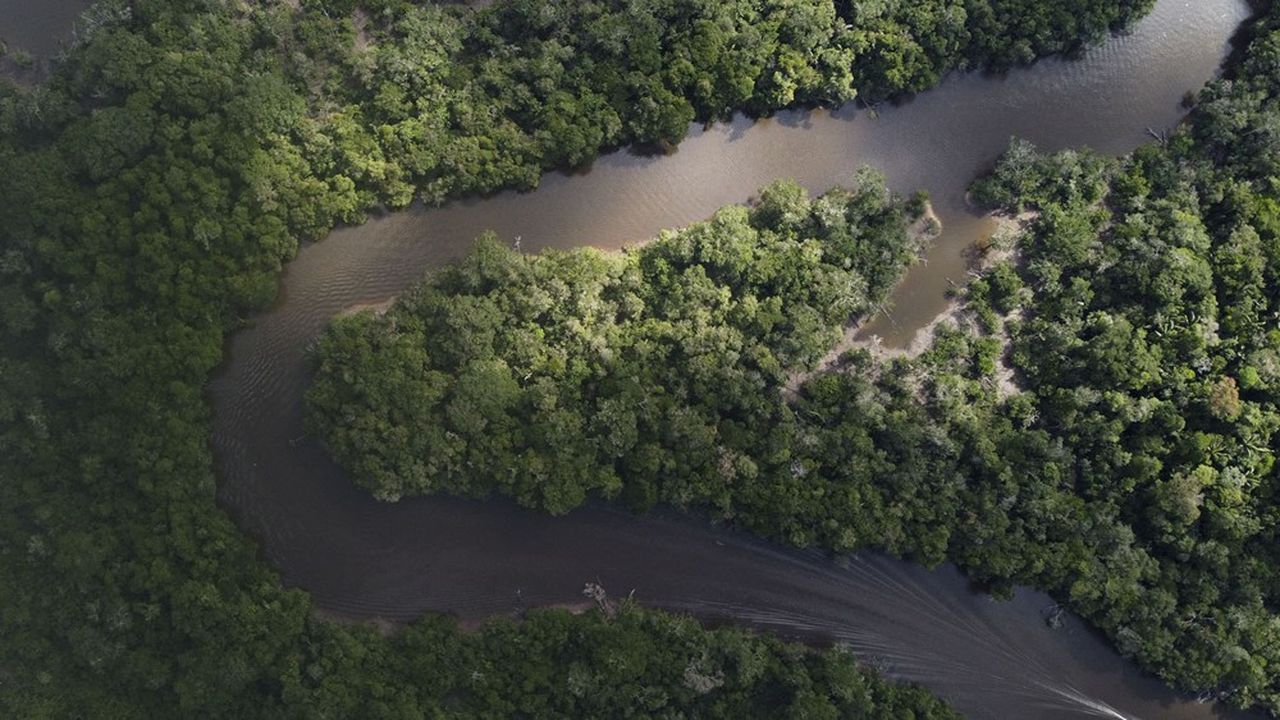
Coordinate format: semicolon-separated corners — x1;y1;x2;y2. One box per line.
306;176;930;511
310;1;1280;714
0;0;1158;716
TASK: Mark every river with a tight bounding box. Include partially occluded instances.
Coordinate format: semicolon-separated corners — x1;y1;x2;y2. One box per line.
10;1;1265;718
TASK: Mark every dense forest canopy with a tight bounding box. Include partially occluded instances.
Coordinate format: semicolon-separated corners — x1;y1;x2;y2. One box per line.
307;177;930;512
0;0;1161;716
309;2;1280;715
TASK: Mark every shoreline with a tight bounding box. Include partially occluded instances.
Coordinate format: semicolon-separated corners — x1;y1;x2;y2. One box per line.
337;296;397;318
786;207;1034;396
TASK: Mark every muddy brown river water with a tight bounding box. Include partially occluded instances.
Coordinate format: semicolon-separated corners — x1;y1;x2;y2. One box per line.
7;1;1270;718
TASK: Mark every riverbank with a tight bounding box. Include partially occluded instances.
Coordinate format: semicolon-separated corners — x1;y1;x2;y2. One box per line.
784;199;944;393
336;297;396;318
787;205;1035;399
204;3;1257;718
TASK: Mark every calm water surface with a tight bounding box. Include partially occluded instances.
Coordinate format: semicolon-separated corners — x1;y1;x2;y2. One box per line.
9;1;1264;718
0;0;89;55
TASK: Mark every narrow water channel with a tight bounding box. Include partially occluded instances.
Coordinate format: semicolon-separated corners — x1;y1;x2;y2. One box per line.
18;0;1257;717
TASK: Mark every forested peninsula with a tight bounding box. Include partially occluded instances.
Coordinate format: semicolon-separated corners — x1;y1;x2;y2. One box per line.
307;176;932;510
0;0;1168;716
308;2;1280;716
